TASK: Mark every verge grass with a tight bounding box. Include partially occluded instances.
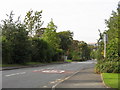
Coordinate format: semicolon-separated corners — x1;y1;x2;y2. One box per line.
65;60;72;62
102;73;120;89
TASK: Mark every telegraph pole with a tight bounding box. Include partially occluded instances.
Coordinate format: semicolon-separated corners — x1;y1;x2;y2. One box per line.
104;34;107;58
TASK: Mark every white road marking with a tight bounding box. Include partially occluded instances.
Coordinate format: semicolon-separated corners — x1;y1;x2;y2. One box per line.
72;62;94;64
56;79;61;81
59;70;65;73
52;71;80;90
19;72;26;74
50;79;62;84
40;70;66;73
5;72;26;77
33;69;44;72
5;74;16;77
42;70;50;73
50;81;56;84
43;86;47;88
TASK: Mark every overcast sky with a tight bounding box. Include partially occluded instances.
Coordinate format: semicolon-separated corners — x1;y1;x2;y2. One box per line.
0;0;119;43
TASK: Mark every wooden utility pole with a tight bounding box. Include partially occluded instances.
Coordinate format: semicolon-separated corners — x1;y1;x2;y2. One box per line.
104;34;107;58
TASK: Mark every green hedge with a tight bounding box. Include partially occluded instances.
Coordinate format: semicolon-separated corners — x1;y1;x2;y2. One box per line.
95;61;120;73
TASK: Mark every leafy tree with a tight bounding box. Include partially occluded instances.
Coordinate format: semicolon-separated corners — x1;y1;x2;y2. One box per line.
57;30;73;55
106;38;119;61
105;3;120;62
79;41;91;60
42;19;60;49
70;40;80;60
68;40;91;61
95;2;120;73
118;2;120;57
24;10;43;36
42;19;62;61
35;28;46;38
31;38;54;63
2;11;31;64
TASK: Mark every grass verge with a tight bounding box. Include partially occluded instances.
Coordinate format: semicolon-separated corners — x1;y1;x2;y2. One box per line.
102;73;120;89
65;60;72;62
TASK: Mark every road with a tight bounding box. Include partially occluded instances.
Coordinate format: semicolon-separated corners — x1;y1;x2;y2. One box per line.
2;60;96;88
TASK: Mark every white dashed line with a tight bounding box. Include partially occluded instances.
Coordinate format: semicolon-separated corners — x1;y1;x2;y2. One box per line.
33;69;44;72
59;70;65;73
50;81;56;84
43;86;47;88
52;70;80;90
19;72;26;74
5;72;26;77
56;79;61;81
5;74;16;77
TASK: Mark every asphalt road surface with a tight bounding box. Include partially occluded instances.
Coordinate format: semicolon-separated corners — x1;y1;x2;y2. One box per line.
2;60;96;88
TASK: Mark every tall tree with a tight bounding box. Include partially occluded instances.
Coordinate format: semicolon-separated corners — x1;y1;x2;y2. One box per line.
57;30;73;54
95;2;120;73
42;19;60;49
105;3;120;61
24;10;43;36
2;11;31;64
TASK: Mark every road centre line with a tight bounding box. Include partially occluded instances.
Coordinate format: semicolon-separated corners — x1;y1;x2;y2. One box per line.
50;79;62;84
5;72;26;77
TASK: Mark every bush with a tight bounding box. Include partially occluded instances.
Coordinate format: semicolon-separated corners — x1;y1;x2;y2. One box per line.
31;38;55;63
95;61;120;73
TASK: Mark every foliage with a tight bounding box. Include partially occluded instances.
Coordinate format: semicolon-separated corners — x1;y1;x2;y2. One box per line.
95;60;120;73
31;37;54;63
69;40;91;61
42;19;62;61
1;10;93;65
79;41;91;60
70;40;80;60
57;30;73;54
95;3;120;73
106;38;119;61
42;19;60;49
24;10;43;36
2;12;31;64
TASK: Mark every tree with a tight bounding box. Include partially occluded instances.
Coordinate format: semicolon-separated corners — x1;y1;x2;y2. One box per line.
42;19;62;61
79;41;91;60
2;11;31;64
57;30;73;55
95;2;120;73
42;19;60;49
70;40;80;60
31;38;54;63
105;4;119;61
24;10;43;36
68;40;91;61
117;2;120;58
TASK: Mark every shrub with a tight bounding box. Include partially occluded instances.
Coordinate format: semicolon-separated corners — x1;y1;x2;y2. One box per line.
95;61;120;73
